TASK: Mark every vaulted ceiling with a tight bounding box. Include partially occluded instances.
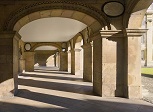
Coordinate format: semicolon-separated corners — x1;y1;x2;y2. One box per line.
19;17;87;42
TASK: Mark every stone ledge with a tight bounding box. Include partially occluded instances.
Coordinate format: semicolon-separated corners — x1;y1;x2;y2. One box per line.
81;43;92;49
0;31;21;40
126;29;148;37
100;30;123;38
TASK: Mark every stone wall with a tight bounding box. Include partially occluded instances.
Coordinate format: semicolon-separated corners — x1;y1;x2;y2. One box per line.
0;32;20;98
35;50;56;66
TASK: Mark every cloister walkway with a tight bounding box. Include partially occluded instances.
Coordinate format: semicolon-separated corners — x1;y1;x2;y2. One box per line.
0;66;153;112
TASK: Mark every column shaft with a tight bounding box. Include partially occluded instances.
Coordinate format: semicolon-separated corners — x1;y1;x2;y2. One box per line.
71;50;75;74
82;43;92;82
124;29;146;99
75;49;81;75
68;51;71;72
19;59;25;73
54;54;56;67
93;31;125;97
25;52;35;72
93;36;102;96
0;31;21;98
59;51;68;71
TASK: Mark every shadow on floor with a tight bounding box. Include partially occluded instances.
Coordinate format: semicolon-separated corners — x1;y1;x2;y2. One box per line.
35;68;59;71
34;70;72;75
18;78;93;95
0;89;153;112
20;73;83;82
34;66;59;71
142;73;153;78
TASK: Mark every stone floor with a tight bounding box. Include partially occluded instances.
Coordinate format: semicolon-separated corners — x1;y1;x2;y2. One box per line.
142;74;153;104
0;67;153;112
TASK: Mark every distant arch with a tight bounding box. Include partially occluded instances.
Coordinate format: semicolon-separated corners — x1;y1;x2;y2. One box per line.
124;0;153;28
31;43;62;51
3;1;111;34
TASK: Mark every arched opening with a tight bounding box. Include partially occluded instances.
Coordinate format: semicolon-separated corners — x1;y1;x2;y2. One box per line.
125;0;153;99
139;3;153;102
74;35;84;76
1;1;153;110
67;42;71;73
34;46;58;68
0;1;111;100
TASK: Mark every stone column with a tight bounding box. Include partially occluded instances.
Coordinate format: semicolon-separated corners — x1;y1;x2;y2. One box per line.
19;59;25;73
59;51;68;71
68;50;71;72
92;31;125;97
93;34;102;96
75;49;81;75
25;52;35;72
70;49;75;74
82;43;92;82
146;13;153;66
80;48;83;75
54;54;56;67
0;31;21;98
56;52;59;68
124;29;147;99
19;42;25;73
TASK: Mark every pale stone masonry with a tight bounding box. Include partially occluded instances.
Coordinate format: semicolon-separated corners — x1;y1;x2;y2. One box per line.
141;3;153;67
0;0;152;100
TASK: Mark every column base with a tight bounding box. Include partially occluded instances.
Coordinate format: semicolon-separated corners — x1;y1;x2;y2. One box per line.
0;79;17;99
93;82;102;96
126;85;142;99
83;74;92;82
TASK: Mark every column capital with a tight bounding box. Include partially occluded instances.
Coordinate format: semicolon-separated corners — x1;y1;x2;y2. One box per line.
90;30;124;41
81;43;92;49
89;32;101;41
69;49;81;52
24;51;35;54
100;30;123;38
125;29;147;37
59;51;68;54
69;49;74;52
0;31;21;40
74;48;81;52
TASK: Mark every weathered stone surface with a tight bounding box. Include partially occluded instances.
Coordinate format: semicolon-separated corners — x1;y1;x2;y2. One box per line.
0;31;21;98
59;51;68;71
0;79;14;99
25;52;35;72
93;36;102;96
82;43;92;82
71;49;75;74
35;50;56;66
124;29;147;99
19;59;25;73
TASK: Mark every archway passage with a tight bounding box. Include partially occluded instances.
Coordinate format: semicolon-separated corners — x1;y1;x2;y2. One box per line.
13;10;102;35
4;5;104;100
1;1;153;107
35;46;58;67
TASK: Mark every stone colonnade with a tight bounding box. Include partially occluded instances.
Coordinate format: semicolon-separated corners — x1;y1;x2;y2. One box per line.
0;29;146;99
92;29;146;98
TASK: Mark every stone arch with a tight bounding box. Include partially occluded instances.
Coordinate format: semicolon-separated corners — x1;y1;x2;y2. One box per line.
3;1;111;34
75;36;83;49
67;41;72;51
31;43;62;51
124;0;153;28
73;33;84;49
